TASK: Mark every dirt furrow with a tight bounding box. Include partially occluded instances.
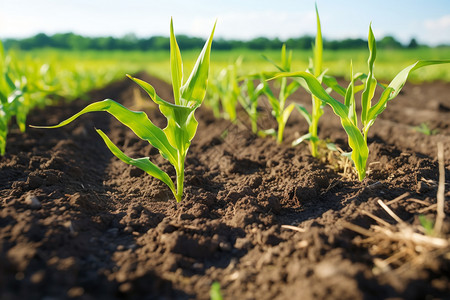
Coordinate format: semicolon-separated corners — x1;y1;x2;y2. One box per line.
0;74;449;300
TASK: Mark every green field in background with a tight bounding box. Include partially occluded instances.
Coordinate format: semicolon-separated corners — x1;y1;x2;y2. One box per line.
17;47;450;85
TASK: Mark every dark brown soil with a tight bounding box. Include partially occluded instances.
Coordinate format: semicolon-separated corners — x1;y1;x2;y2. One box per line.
1;73;449;300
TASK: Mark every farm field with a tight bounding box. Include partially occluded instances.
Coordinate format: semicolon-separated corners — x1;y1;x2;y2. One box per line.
0;69;449;299
1;5;450;298
16;46;450;83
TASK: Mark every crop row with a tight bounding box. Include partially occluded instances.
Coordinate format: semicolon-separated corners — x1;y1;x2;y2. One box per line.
4;8;450;202
0;41;130;155
206;7;449;181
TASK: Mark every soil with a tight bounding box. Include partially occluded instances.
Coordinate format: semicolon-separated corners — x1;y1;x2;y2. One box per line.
1;72;449;300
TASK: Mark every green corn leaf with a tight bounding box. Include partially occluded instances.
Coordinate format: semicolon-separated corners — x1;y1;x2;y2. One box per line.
127;74;184;110
127;74;196;152
361;25;377;125
269;71;368;180
281;44;288;71
282;102;296;126
210;282;223;300
254;81;264;97
130;18;216;155
287;50;292;72
261;55;285;72
345;62;357;126
270;72;348;117
242;71;279;81
314;3;323;77
285;80;300;99
387;60;450;100
162;107;197;156
292;132;313;146
5;73;16;91
366;59;450;124
258;128;277;137
0;42;4;87
323;75;346;96
294;103;312;125
96;129;175;192
0;40;4;64
342;119;369;181
7;89;23;105
180;20;216;107
128;78;200;154
0;90;6;104
170;18;183;105
323;73;373;98
366;86;394;123
260;79;280;117
0;107;7;155
15;96;28;132
246;78;255;95
30;99;178;166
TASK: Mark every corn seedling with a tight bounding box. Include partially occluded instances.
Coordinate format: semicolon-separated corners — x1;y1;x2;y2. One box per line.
288;4;325;157
32;19;216;202
412;122;439;136
237;77;264;133
271;25;450;180
209;282;223;300
205;76;222;118
289;6;366;157
258;44;301;143
0;41;59;155
208;59;241;121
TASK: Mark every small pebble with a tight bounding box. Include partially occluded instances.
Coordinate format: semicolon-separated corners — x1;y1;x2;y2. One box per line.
25;195;42;209
315;261;338;279
30;270;46;284
219;241;232;252
119;282;133;293
67;286;84;298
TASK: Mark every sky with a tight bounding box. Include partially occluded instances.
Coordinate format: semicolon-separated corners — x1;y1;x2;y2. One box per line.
1;0;450;45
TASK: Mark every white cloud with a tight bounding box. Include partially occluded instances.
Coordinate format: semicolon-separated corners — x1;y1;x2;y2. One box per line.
189;10;316;40
422;15;450;45
425;14;450;30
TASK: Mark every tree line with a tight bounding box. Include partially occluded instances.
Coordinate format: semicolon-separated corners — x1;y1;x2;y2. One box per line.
2;32;435;51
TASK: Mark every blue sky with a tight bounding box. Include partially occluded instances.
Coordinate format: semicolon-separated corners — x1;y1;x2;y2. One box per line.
1;0;450;45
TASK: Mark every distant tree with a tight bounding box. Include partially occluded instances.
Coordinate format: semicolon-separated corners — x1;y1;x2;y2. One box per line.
176;35;205;50
92;37;117;50
151;36;170;50
286;36;314;49
3;32;440;52
407;38;418;49
119;33;138;50
248;37;272;50
324;38;366;50
378;36;403;49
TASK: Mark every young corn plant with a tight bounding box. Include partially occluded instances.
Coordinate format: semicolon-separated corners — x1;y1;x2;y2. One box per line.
290;5;365;157
237;77;264;134
0;42;32;154
0;39;61;155
207;59;241;122
259;44;301;143
291;4;324;157
272;25;450;181
32;19;216;202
